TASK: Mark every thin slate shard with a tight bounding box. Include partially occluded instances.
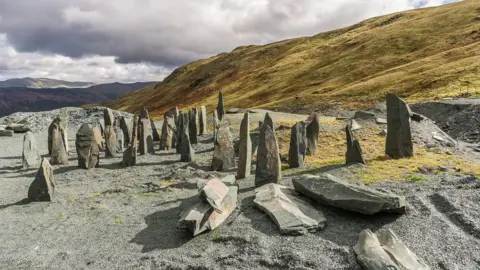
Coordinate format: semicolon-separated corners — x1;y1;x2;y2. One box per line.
199;105;207;135
217;92;225;122
28;158;56;202
255;113;282;187
386;93;413;159
189;108;198;144
288;122;307;168
180;121;195;162
236;112;252;179
345;125;366;165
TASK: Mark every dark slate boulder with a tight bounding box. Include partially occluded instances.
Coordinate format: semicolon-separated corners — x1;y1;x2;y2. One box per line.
386;94;413;159
75;123;100;169
288;122;307;168
306;113;320;155
217;92;225;122
255;113;281;187
345;125;365;165
189;108;198;144
211;120;236;171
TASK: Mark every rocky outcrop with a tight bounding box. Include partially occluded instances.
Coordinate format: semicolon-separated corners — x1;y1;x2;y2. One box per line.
75;123;100;169
211;120;236;171
28;158;56;202
254;183;326;235
22;132;41;169
237;112;252;179
292;174;406;215
288;122;307;168
255;113;281;187
386;94;413;158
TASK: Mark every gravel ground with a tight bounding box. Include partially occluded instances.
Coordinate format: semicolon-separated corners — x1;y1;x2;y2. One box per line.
0;108;479;269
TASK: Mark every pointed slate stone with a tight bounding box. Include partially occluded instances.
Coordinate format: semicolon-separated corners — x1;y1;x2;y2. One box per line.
176;112;189;154
75;123;100;169
346;125;366;165
217;92;225;122
288;122;307;168
254;183;326;235
213;109;219;141
237;112;252;179
48;117;67;156
22;132;41;169
255;113;281;187
199;178;229;213
103;108;115;126
160;115;176;150
50;126;69;165
212;120;236;171
122;116;138;167
139;106;150;120
189;108;198;144
118;116;131;148
199;106;207;135
306;113;320;155
180;125;195;162
92;126;103;149
164;107;179;148
104;126;118;158
354;229;430;270
151;120;160;142
292;174;406;215
28;158;56;202
386;94;413;159
139;119;155;155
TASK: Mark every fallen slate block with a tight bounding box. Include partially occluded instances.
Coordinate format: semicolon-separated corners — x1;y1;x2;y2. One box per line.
375;118;387;124
6;124;31;133
292;174;406;215
354;111;375;120
199;178;229;213
254;183;326;235
178;186;238;236
354;229;430;270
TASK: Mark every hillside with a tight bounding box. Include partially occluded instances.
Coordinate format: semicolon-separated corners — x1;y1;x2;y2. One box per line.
0;82;155;116
110;0;480;118
0;77;94;89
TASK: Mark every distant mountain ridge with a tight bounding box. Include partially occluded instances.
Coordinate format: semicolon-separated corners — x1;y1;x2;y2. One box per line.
0;77;95;89
0;81;157;117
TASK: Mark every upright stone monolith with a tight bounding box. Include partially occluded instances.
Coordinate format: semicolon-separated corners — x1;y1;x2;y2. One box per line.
217;92;225;122
306;113;320;155
346;125;365;165
160;115;176;150
75;123;100;169
139;119;155;155
237;112;252;179
50;126;69;165
255;113;281;187
189;108;198;144
119;116;131;148
176;112;189;154
48;117;68;156
115;126;124;152
104;126;117;158
288;122;307;168
386;94;413;159
122;116;138;167
165;107;179;148
213;109;219;141
140;106;150;120
22;132;41;169
199;106;207;135
151;120;160;142
28;158;56;202
104;108;115;126
212;120;236;171
92;126;103;149
180;125;195;162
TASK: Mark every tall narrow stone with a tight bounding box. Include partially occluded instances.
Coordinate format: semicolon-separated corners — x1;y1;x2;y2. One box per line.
139;119;155;155
28;158;56;202
122;116;138;167
119;116;131;148
104;126;118;158
48;117;67;155
151;120;161;142
213;109;219;141
237;112;252;179
165;107;179;148
180;125;195;162
288;122;307;168
386;94;413;159
139;106;150;120
92;126;103;149
346;125;365;165
115;126;124;152
104;108;115;126
160;115;175;150
306;113;320;155
176;112;189;154
217;92;225;122
75;123;100;169
212;120;236;171
255;113;281;187
50;126;69;165
22;132;41;169
199;106;207;135
189;108;198;144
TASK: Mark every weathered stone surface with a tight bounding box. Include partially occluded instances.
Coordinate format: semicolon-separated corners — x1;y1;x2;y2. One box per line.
386;94;413;159
199;106;207;135
212;120;236;171
213;109;219;141
199;178;229;213
139;119;155;155
346;125;365;165
151;120;160;142
115;127;124;152
75;123;100;169
350;119;361;131
292;174;406;215
165;107;179;147
375;117;387;124
139;106;150;120
306;113;320;155
92;126;103;148
288;122;307;168
160;116;176;150
118;116;131;148
180;124;195;162
0;129;13;137
217;92;225;121
103;108;115;126
6;124;31;133
254;183;326;235
354;229;430;270
354;111;375;120
255;113;282;187
122;116;138;167
104;126;118;158
178;185;238;236
22;132;41;169
237;112;252;179
48;117;68;155
28;158;56;202
189;108;198;144
176;112;189;154
50;126;69;165
197;175;237;190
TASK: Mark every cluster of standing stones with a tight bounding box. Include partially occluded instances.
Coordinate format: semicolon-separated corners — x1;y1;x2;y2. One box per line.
20;92;427;269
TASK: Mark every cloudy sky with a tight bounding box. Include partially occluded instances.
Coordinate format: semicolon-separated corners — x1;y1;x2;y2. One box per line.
0;0;457;83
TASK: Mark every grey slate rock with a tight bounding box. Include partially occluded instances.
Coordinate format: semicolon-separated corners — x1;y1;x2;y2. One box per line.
180;125;195;162
151;120;160;142
211;120;236;171
28;158;56;202
306;113;320;155
386;94;413;159
292;174;406;215
354;229;430;270
254;183;326;235
139;119;155;155
103;108;115;126
217;92;225;122
237;112;252;179
213;109;219;141
199;178;229;213
0;129;13;137
22;132;41;169
199;106;207;136
48;117;68;156
104;126;118;158
354;111;375;120
115;127;124;152
119;116;131;148
75;123;100;169
139;106;150;120
375;117;387;124
122;116;138;167
350;119;361;131
346;125;366;165
6;124;31;133
160;115;176;150
255;113;281;187
288;121;307;168
176;112;189;154
50;126;69;165
189;108;198;144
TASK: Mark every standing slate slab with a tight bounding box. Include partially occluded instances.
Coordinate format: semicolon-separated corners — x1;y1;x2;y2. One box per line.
164;107;179;148
115;126;124;152
199;106;207;135
139;106;150;120
76;123;100;169
237;112;252;179
160;115;176;150
255;113;282;187
122;116;138;167
151;120;160;142
345;125;366;165
92;126;103;149
217;92;225;122
189;109;198;144
48;117;67;156
139;119;155;155
211;120;236;171
50;126;69;165
306;113;320;155
213;109;219;141
180;125;195;162
104;108;115;126
104;126;118;158
386;93;413;159
22;132;41;169
119;116;131;148
288;122;307;168
28;158;56;202
176;112;189;154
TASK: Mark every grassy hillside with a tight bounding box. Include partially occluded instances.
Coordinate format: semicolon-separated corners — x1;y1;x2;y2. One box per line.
110;0;480;118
